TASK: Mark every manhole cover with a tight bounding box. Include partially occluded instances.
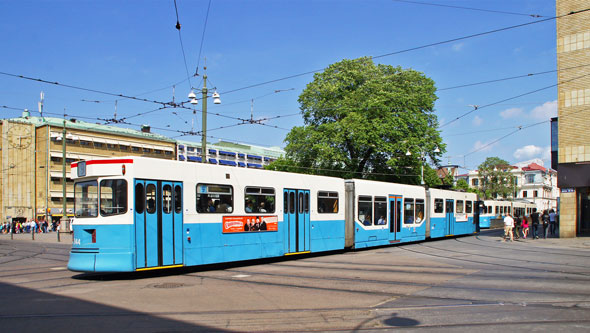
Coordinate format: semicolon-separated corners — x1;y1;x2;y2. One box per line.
151;282;185;289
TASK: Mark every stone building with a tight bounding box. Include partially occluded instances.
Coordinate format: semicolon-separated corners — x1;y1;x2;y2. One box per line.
1;111;176;225
556;0;590;237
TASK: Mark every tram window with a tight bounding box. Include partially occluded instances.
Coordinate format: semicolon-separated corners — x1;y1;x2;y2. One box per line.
289;192;295;214
174;185;182;214
404;198;415;224
74;180;98;218
298;192;304;214
318;191;339;213
135;183;145;214
500;206;504;214
304;192;309;213
162;184;172;214
495;206;499;215
434;198;444;213
100;179;128;216
487;206;492;214
507;206;511;214
374;196;387;225
456;200;464;214
245;187;275;213
466;201;473;214
146;184;157;214
415;199;425;223
196;183;233;213
358;196;372;226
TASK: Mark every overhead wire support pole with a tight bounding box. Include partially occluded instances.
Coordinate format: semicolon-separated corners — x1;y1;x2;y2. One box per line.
202;70;208;162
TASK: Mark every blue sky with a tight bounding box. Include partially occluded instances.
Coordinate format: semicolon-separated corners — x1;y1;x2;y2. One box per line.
0;0;558;171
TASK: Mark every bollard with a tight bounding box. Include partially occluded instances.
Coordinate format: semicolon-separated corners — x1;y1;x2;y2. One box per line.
32;228;35;240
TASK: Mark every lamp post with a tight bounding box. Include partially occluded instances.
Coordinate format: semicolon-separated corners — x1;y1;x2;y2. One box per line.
188;67;221;163
406;146;440;185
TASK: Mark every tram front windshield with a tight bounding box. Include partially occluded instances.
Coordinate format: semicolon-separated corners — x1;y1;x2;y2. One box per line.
75;180;98;218
74;179;128;218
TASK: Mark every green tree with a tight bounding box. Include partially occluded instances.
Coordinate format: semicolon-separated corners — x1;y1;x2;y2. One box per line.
477;157;518;199
455;178;469;191
268;57;443;183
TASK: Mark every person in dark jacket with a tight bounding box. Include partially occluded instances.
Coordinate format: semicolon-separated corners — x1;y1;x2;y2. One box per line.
530;208;540;239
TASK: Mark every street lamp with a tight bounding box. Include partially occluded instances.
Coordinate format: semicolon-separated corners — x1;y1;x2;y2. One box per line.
406;146;440;185
187;67;221;162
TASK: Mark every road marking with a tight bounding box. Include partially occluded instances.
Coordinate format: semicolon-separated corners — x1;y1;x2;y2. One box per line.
50;267;67;270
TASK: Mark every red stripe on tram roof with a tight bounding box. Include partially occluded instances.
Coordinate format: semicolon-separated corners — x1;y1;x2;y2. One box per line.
71;159;134;168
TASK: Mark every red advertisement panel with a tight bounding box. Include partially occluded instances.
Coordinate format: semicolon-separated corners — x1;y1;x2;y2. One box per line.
222;215;278;233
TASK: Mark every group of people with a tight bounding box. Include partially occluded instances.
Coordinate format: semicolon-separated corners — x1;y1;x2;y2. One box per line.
243;217;268;231
503;208;558;242
1;219;57;234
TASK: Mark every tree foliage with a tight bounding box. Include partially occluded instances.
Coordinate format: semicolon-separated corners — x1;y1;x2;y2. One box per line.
477;157;518;199
268;57;444;183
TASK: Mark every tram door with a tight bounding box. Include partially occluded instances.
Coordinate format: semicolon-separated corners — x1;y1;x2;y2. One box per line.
135;180;183;269
389;195;402;241
445;199;455;235
284;189;310;253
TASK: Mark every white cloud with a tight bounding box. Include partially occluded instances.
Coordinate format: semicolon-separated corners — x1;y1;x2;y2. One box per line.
500;107;524;119
452;43;464;52
530;100;557;120
472;115;483;126
513;145;544;160
542;145;551;160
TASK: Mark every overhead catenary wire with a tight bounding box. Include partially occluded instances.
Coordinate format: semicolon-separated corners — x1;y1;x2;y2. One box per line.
391;0;547;18
439;72;590;128
173;0;192;89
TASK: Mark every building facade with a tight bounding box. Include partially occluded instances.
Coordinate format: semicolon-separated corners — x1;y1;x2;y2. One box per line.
1;111;286;225
456;160;558;212
556;0;590;237
1;112;176;225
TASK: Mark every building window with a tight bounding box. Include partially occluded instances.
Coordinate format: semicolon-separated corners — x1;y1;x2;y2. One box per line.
557;30;590;53
533;190;538;198
563;88;590;108
471;179;479;186
94;142;103;148
523;191;527;198
526;174;535;184
132;147;140;152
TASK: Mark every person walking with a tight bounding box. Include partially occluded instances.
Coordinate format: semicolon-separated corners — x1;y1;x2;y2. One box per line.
522;215;529;239
514;215;521;240
530;208;540;239
503;213;514;242
549;209;557;236
541;210;550;239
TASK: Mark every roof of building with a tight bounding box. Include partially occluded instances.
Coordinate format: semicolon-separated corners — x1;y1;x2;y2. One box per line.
522;162;547;172
4;115;175;143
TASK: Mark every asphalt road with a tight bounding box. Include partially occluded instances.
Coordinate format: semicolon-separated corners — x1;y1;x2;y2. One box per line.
1;230;590;332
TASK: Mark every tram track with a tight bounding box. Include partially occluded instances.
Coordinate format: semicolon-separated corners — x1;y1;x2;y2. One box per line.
400;242;590;277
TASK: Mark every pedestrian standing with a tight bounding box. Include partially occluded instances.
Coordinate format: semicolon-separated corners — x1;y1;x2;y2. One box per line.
514;215;521;240
503;213;514;242
541;210;550;239
530;208;540;239
549;209;557;236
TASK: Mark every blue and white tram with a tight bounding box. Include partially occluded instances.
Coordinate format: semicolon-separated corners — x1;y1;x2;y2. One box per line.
68;157;477;273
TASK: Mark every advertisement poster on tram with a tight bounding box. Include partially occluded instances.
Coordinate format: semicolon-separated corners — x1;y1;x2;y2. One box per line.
222;216;278;233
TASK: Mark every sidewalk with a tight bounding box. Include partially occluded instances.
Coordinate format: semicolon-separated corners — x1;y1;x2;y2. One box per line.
479;229;590;250
0;231;73;244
